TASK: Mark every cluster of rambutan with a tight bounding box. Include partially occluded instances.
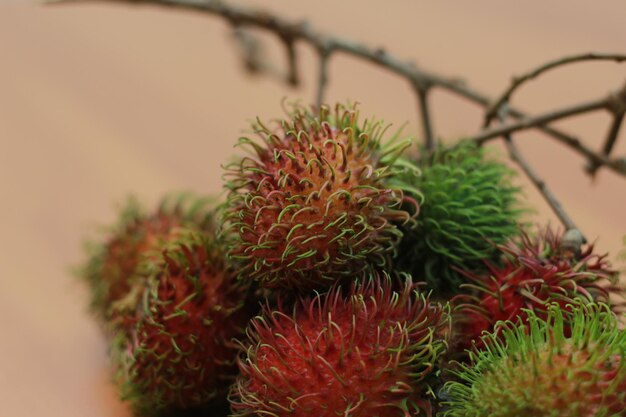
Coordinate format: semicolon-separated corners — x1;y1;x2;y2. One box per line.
80;103;625;417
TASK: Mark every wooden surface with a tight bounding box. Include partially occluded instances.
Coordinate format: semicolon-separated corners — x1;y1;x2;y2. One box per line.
0;1;625;415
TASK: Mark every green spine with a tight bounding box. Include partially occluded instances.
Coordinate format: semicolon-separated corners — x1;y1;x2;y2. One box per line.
397;140;522;294
441;302;626;417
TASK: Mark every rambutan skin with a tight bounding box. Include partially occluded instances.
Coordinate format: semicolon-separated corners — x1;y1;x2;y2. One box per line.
452;226;621;353
441;302;626;417
230;273;450;417
80;194;215;321
113;230;255;415
222;103;419;290
396;141;521;295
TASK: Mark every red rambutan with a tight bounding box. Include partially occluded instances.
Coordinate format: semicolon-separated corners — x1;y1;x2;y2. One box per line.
81;194;215;320
113;229;254;415
452;226;621;353
230;273;450;417
222;103;419;290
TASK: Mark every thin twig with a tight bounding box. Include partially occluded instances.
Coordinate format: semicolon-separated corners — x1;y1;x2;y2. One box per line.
473;85;626;176
473;94;613;145
316;47;331;108
497;107;582;237
232;27;288;83
485;53;626;126
49;0;587;151
587;111;625;176
232;26;300;86
601;109;625;156
412;80;435;151
506;139;581;234
232;26;264;74
282;34;299;87
49;0;626;178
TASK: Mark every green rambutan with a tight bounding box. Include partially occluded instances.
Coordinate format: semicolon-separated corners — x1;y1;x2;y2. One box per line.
114;229;254;415
80;194;214;320
441;302;626;417
230;273;450;417
452;226;620;353
396;141;522;294
222;103;420;290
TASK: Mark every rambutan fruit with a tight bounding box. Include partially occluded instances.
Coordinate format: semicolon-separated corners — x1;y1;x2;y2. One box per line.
441;302;626;417
230;273;450;417
395;141;522;294
113;229;254;415
222;103;420;290
80;194;214;320
453;226;621;353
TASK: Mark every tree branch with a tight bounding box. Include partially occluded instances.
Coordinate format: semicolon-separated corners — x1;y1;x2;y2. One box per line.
485;53;626;126
232;27;299;85
316;47;331;108
50;0;626;180
49;0;588;151
231;26;264;74
282;34;299;87
412;80;435;151
505;136;582;236
472;84;626;176
493;101;583;239
474;95;611;145
586;111;625;176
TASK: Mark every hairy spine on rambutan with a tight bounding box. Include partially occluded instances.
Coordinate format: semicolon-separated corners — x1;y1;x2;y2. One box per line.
441;302;626;417
80;193;215;321
230;273;450;417
222;103;420;291
396;140;522;295
113;229;254;415
452;226;621;354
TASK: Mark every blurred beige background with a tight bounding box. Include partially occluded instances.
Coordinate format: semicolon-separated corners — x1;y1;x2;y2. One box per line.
0;1;625;416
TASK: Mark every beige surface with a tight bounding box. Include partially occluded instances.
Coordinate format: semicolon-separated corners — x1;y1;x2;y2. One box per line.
0;1;625;416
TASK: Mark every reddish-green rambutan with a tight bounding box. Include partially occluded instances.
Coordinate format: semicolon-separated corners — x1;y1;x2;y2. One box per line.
80;194;214;320
452;226;620;353
230;273;450;417
441;302;626;417
222;103;420;290
114;229;254;415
